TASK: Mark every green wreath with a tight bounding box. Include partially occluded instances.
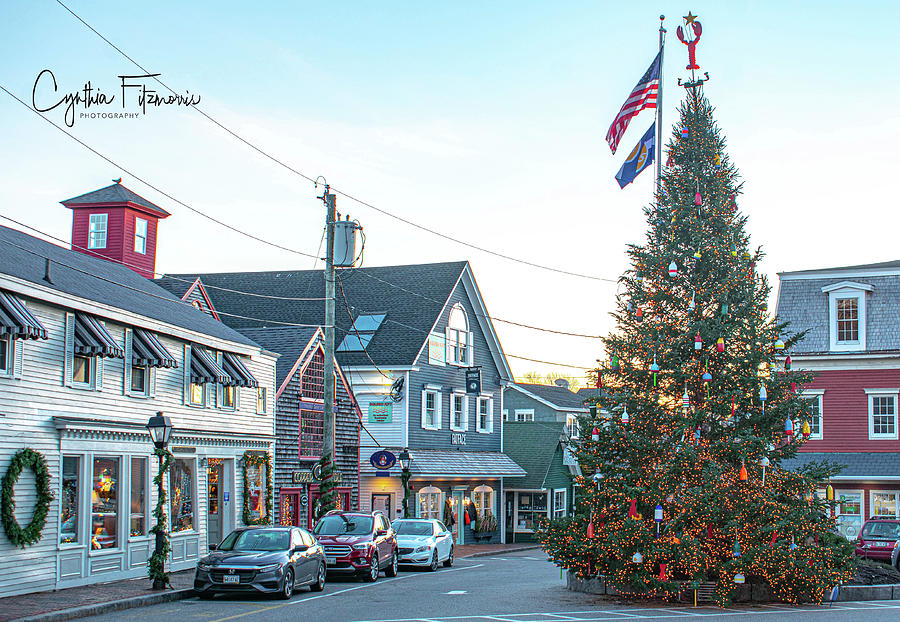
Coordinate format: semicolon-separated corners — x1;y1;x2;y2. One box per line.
2;448;53;548
242;451;273;526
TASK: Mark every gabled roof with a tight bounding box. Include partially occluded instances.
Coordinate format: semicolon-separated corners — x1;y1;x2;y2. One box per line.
237;326;320;389
0;225;255;348
508;383;589;411
61;182;170;218
157;261;507;372
779;259;900;278
502;422;567;489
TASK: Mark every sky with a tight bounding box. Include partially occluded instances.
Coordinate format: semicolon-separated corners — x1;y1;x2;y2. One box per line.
1;1;898;382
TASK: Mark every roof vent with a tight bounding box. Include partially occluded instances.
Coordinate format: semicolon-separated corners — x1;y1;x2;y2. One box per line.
554;378;570;389
44;258;53;284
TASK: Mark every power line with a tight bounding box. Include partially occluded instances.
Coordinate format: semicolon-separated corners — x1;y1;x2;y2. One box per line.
0;84;319;261
505;354;592;370
54;0;617;284
335;272;392;381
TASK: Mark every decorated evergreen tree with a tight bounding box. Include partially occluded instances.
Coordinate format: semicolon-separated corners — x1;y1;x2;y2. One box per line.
540;42;852;604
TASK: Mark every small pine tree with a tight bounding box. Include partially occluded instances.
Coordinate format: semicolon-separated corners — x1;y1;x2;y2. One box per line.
540;86;852;605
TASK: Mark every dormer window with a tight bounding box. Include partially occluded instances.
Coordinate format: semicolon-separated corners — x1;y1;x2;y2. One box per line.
88;214;108;249
822;281;873;352
446;304;471;366
134;218;148;254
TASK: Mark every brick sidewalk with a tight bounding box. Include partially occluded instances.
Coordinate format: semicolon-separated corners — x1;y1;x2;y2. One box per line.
2;570;194;622
455;543;543;558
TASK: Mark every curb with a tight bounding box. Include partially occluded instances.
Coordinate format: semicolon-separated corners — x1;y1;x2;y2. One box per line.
15;588;194;622
460;545;542;559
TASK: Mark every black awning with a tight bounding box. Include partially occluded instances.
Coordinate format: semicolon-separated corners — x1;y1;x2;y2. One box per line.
222;352;259;388
74;313;124;358
0;291;47;341
132;328;178;369
190;346;232;385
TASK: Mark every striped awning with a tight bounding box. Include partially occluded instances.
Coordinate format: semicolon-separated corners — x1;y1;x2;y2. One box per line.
132;329;178;369
222;352;259;388
75;313;124;358
190;346;232;385
0;291;47;340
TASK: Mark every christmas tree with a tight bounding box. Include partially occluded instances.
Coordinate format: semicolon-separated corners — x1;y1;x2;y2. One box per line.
540;32;852;605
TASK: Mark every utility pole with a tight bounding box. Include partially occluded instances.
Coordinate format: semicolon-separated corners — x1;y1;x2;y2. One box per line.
322;188;336;470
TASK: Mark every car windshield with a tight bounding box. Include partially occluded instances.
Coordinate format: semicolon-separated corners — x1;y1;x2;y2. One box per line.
393;521;434;536
314;515;374;536
218;529;290;552
862;522;900;539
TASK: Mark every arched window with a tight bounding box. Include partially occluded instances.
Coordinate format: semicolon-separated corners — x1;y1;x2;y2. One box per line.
472;484;494;519
446;304;470;365
417;485;442;520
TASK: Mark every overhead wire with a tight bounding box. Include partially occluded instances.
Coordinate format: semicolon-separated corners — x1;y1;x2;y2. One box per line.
54;0;617;284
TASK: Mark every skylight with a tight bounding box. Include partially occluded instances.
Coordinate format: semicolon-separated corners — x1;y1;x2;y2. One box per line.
336;314;386;352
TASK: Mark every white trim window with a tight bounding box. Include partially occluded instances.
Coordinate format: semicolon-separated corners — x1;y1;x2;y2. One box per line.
446;304;472;366
802;390;824;440
871;490;900;518
451;392;468;432
566;413;580;439
189;381;206;407
422;387;442;430
170;457;198;533
514;408;534;423
477;395;493;433
256;386;267;414
134;218;148;254
417;486;442;520
502;409;509;422
472;484;494;519
823;281;872;352
867;389;899;440
60;455;81;545
72;352;96;388
88;213;108;249
837;489;864;539
0;336;11;377
553;488;567;518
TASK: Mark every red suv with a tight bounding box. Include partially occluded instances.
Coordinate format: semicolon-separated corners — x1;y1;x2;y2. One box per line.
313;511;398;581
856;518;900;562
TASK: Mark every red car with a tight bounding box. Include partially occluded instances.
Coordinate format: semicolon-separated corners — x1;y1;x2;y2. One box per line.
313;510;399;581
856;518;900;562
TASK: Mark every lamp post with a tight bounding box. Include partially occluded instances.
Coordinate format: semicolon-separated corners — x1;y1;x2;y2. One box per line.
398;448;411;518
147;412;173;590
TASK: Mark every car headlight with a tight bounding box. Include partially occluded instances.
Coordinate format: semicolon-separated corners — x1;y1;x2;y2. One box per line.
352;543;371;550
258;563;282;573
197;562;212;571
414;545;430;553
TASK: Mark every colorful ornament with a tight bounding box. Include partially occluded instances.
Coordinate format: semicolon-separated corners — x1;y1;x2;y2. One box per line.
591;427;600;442
586;520;594;539
694;333;703;351
635;307;644;322
769;530;778;548
694;426;701;443
790;536;798;550
760;455;770;484
734;573;745;584
694;191;703;206
801;420;811;439
632;551;643;563
739;462;748;481
610;354;620;373
682;385;691;414
729;396;736;420
790;381;798;393
621;405;629;425
714;153;722;170
827;483;834;500
784;418;794;437
627;499;639;520
733;539;742;558
658;563;667;581
716;337;725;353
668;261;678;277
774;338;785;351
730;195;737;212
688;291;696;311
650;356;660;387
759;385;767;402
693;249;702;259
681;126;689;138
785;355;792;371
730;243;737;257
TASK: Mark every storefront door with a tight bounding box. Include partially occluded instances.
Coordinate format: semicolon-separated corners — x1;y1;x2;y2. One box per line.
207;461;224;547
308;487;351;529
451;491;465;545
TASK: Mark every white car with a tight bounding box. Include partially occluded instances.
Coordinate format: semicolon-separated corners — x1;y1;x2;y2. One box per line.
392;519;454;571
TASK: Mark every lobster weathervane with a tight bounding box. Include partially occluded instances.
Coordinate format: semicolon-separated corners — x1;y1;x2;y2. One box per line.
676;11;710;89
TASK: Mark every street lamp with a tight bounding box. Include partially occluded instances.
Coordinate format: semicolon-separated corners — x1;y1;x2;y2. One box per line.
398;448;411;518
147;412;173;590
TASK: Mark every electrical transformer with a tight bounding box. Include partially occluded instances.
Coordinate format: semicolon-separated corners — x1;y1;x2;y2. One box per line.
333;218;360;267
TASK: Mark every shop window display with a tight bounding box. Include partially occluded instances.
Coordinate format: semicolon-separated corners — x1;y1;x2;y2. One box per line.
516;492;547;532
170;459;196;532
60;456;80;544
91;457;119;549
247;462;266;521
130;457;147;537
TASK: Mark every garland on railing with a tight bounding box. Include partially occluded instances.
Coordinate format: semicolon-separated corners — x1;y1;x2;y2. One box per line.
314;454;336;522
1;448;52;548
242;451;273;526
148;448;174;588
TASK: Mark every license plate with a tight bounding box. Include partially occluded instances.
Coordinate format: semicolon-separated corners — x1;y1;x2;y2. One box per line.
223;575;240;584
326;557;336;565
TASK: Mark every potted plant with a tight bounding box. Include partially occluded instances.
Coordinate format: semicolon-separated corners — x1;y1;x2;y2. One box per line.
473;511;498;541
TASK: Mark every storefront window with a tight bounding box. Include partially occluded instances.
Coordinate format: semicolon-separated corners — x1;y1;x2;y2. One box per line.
130;457;147;537
91;457;119;549
418;486;442;520
873;491;899;518
280;491;298;526
472;485;493;519
60;456;80;544
837;491;862;539
553;489;567;518
170;459;196;532
246;462;267;522
516;492;547;532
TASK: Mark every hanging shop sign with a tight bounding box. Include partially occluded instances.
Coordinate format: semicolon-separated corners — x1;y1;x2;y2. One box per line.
450;432;467;446
428;333;446;366
292;470;343;484
368;401;393;423
466;367;482;395
369;450;397;470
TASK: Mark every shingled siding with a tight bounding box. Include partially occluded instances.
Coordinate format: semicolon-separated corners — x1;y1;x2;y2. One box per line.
777;275;900;353
407;281;502;452
274;359;360;527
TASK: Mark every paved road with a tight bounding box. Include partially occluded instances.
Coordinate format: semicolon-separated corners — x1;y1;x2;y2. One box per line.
78;551;900;622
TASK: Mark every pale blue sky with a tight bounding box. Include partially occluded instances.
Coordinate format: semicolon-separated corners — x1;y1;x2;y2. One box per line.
1;1;898;379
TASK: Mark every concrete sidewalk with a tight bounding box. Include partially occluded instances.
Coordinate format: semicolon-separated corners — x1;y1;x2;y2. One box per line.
455;543;543;558
5;571;194;622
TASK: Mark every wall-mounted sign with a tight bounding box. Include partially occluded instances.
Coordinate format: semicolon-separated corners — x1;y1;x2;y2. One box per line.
466;367;482;395
370;450;397;470
450;432;467;445
292;470;343;484
428;333;446;366
368;401;393;423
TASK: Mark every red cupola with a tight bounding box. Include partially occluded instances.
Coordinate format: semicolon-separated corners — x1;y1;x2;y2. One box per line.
61;180;170;279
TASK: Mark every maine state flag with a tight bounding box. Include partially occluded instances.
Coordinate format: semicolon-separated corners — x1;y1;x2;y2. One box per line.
615;122;655;188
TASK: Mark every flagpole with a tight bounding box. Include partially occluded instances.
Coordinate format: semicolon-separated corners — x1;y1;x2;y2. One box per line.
655;15;666;198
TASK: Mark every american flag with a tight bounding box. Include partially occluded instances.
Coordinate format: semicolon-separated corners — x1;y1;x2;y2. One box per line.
606;51;661;154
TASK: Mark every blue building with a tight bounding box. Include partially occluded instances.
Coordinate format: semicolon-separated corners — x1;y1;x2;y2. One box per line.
158;261;524;544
